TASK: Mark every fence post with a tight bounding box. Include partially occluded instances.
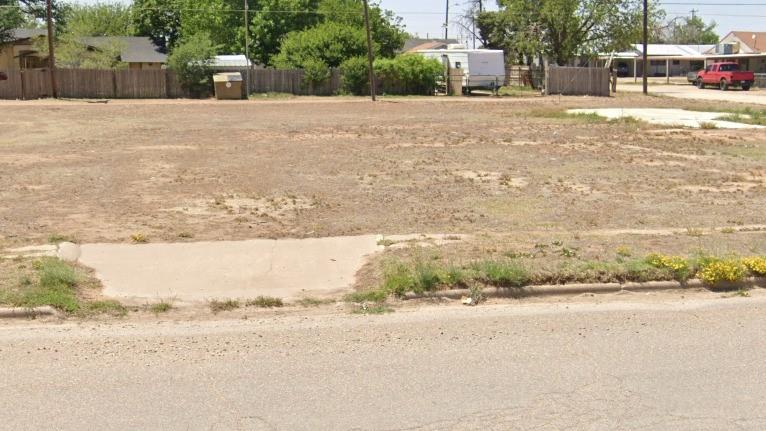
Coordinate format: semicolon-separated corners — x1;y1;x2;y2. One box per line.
164;70;170;99
111;70;117;98
19;69;25;100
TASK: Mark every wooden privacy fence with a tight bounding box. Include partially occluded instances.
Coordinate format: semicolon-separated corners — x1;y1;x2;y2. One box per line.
0;68;184;99
545;66;610;97
244;68;341;96
0;67;343;99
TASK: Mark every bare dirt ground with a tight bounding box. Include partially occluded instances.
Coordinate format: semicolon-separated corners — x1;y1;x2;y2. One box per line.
2;94;765;249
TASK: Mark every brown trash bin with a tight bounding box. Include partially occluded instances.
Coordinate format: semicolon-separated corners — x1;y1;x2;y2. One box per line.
213;72;243;100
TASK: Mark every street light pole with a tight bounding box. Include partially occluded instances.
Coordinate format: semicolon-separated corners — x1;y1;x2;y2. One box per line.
45;0;57;98
642;0;648;95
363;0;377;101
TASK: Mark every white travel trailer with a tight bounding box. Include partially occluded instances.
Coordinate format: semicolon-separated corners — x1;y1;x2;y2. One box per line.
417;46;506;89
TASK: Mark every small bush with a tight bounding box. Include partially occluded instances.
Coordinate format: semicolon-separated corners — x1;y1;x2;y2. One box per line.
130;233;148;243
645;253;692;281
341;54;444;96
302;57;331;87
168;32;217;97
246;296;284;308
381;262;415;296
697;258;746;285
742;257;766;277
375;54;443;95
209;299;240;313
149;301;173;313
340;56;369;95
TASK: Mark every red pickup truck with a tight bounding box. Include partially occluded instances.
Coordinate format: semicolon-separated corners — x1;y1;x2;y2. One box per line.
695;62;754;91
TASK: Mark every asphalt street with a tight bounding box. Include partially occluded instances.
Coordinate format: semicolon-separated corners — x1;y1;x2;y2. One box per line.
2;294;766;430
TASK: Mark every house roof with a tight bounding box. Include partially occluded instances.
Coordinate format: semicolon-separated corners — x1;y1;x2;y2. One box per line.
604;44;714;59
10;28;47;40
727;31;766;52
80;36;167;63
211;55;253;68
634;44;715;57
403;38;458;52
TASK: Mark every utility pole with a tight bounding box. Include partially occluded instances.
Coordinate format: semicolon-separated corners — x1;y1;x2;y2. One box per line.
45;0;57;98
362;0;376;101
642;0;648;95
244;0;250;95
444;0;449;40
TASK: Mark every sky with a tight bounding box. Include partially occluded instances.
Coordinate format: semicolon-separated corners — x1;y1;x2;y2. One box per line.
74;0;764;42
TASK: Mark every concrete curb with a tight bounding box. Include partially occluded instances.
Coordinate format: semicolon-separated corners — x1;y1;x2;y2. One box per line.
403;277;766;300
0;306;59;319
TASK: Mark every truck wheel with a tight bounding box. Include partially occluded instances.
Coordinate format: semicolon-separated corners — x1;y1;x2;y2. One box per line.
720;79;728;91
742;84;751;91
696;79;704;89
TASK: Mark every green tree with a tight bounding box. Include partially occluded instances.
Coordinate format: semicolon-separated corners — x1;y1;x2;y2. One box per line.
251;0;405;66
0;1;24;44
132;0;183;52
666;16;718;44
272;20;368;69
250;0;321;65
168;31;217;95
1;0;69;43
63;2;134;37
479;0;645;65
34;34;126;68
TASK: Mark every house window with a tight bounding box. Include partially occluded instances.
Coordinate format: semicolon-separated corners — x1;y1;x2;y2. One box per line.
672;60;680;65
455;61;462;69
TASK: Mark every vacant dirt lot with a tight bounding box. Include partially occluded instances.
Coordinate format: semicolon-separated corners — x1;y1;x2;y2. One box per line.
1;95;765;253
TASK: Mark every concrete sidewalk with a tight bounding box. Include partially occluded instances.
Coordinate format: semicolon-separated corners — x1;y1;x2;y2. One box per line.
76;236;382;303
621;83;766;105
568;108;764;129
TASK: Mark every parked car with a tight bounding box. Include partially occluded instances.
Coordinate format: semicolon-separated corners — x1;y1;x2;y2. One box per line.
695;62;754;91
0;71;7;81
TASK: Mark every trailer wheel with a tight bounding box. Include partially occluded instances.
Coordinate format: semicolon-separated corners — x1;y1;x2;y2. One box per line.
719;79;729;91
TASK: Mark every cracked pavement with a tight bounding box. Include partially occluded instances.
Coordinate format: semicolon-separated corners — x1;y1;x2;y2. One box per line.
2;294;766;430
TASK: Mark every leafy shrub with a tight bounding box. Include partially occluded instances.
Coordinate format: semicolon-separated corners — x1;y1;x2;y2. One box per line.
742;257;766;276
273;21;368;70
340;56;370;95
374;54;444;95
246;296;284;308
645;253;692;281
302;57;331;87
697;258;746;285
168;32;217;97
340;54;444;96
